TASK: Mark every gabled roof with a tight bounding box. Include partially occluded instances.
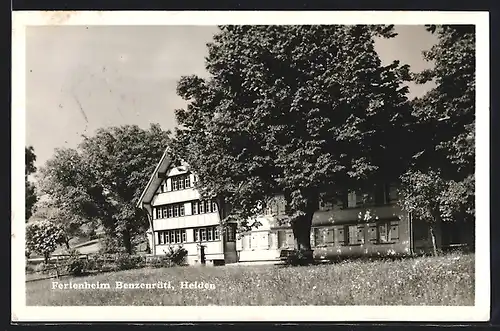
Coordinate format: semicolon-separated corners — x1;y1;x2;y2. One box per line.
136;148;172;208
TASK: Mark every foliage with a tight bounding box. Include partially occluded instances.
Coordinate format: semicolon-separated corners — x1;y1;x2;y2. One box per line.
115;253;145;271
173;25;412;253
27;253;474;306
25;146;38;220
31;202;84;248
26;220;66;262
400;25;475;249
37;124;171;254
33;262;48;274
409;25;475;178
163;246;188;266
399;170;447;224
99;234;127;254
65;249;88;276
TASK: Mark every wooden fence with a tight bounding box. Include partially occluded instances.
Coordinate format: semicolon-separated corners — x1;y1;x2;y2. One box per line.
25;253;158;283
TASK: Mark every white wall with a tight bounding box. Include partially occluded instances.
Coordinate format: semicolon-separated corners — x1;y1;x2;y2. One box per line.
153;213;220;231
152;188;200;206
154;240;225;263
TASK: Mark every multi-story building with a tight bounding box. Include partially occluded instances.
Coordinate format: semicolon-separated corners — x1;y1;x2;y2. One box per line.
138;149;473;265
136;150;238;265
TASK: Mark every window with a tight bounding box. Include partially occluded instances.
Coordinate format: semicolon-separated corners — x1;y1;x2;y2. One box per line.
368;225;377;242
314;227;335;246
260;233;269;249
156;203;187;219
193;226;219;242
389;223;399;241
314;228;322;246
375;221;400;243
192;199;217;215
158;229;186;244
378;223;388;243
277;231;286;248
226;223;237;242
170;174;190;191
347;225;358;245
357;226;365;244
336;227;345;245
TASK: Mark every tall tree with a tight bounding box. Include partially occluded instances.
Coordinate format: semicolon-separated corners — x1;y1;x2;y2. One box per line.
399;25;476;252
173;25;412;258
38;124;171;254
25;146;38;220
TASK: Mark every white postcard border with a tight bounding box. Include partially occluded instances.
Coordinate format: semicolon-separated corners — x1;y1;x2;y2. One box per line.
12;10;490;322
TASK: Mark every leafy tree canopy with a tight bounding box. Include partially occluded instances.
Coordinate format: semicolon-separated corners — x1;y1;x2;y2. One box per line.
399;25;476;252
26;219;65;262
38;124;171;253
173;25;413;252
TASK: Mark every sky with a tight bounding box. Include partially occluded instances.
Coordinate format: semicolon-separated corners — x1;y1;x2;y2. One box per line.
26;25;438;170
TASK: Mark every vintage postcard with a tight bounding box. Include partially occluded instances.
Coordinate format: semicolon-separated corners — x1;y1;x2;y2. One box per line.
12;11;490;322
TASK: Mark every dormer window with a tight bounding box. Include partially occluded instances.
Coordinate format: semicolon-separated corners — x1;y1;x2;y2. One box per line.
171;174;191;191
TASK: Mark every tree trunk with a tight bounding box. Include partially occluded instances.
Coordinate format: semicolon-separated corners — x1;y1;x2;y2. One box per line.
430;224;438;257
65;239;70;250
290;212;314;264
122;229;132;254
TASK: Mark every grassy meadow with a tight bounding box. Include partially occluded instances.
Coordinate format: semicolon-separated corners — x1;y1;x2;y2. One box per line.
26;253;474;306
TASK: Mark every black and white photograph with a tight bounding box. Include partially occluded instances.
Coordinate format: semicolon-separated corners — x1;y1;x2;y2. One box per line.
12;11;489;322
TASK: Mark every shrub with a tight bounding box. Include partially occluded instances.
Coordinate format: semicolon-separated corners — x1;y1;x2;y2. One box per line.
33;262;48;274
147;256;173;268
115;253;144;271
65;249;88;276
164;246;188;266
283;249;314;266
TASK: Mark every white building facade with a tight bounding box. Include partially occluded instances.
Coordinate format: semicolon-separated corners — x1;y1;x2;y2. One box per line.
137;150;238;265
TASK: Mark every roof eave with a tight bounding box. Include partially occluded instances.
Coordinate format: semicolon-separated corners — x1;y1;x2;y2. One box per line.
136;148;171;208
